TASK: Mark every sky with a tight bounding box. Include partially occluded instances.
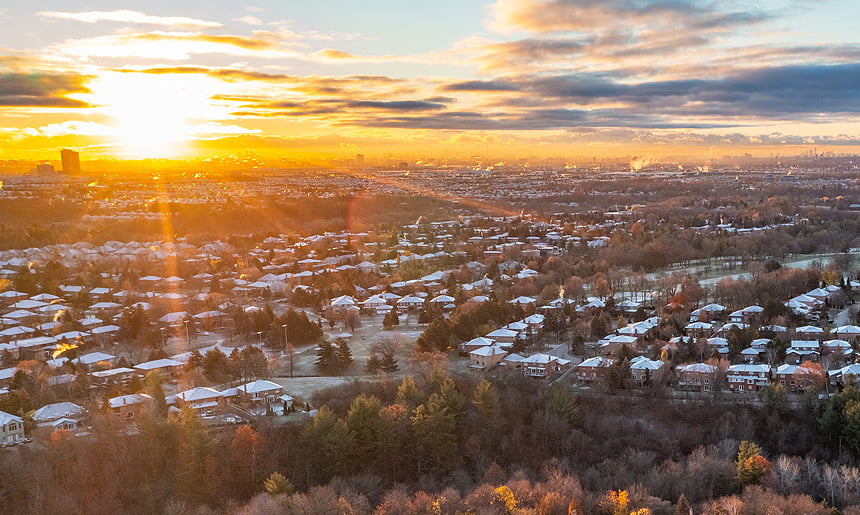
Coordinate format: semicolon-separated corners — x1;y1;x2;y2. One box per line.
2;0;860;162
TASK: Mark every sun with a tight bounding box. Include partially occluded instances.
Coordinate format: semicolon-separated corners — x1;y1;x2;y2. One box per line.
91;71;220;158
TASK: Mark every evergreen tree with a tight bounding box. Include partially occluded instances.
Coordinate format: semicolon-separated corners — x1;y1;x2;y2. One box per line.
378;348;399;373
335;338;354;372
736;440;770;486
264;472;294;496
675;493;692;515
382;308;400;329
411;393;458;474
315;340;337;374
365;353;381;375
395;376;425;410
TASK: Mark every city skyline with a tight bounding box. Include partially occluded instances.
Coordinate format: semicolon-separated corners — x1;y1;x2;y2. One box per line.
2;0;860;161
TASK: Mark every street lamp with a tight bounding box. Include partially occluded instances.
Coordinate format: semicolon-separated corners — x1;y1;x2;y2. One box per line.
160;327;166;348
256;330;263;347
282;324;288;351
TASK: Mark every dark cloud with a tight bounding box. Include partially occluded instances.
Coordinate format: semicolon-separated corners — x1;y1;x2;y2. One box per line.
441;80;521;92
0;72;92;107
520;63;860;117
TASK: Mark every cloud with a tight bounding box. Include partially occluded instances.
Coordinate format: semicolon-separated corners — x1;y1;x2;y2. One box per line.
0;72;92;107
56;31;302;60
20;120;113;138
440;80;521;92
489;0;767;34
116;66;298;82
517;63;860;118
233;16;264;26
38;10;222;29
477;0;771;73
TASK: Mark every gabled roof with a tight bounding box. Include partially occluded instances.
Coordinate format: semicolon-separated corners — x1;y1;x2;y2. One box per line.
177;386;222;402
32;402;84;422
108;393;153;409
578;357;615;368
238;380;283;394
470;345;508;357
0;410;23;425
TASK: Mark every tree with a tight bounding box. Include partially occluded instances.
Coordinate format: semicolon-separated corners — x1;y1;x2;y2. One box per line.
264;472;293;496
599;490;629;515
590;312;611;339
382;308;399;329
344;394;383;469
335;338;354;371
411;393;458;474
365;353;381;375
395;376;424;410
315;340;338;374
675;493;692;515
761;383;787;414
231;425;266;498
736;440;771;486
178;408;215;504
377;338;400;373
545;383;581;426
415;317;453;353
202;348;232;384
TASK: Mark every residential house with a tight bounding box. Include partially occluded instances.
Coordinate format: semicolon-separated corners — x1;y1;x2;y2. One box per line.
0;410;25;446
521;353;571;379
469;345;508;370
685;321;713;338
485;328;519;348
175;386;223;415
396;295;425;312
133;358;185;380
236;379;286;407
829;364;860;386
577;357;615;383
108;393;153;422
834;325;860;344
676;363;719;392
795;325;825;341
630;357;666;386
727;364;771;393
328;295;357;314
775;364;824;393
785;340;821;364
460;336;496;352
823;339;853;360
32;402;85;429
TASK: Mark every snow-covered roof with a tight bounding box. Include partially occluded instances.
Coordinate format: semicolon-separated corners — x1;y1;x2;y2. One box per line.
32;402;84;422
238;380;283;394
108;393;153;409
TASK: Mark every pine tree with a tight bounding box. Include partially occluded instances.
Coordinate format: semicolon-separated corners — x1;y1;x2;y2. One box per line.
365;353;381;375
335;338;354;372
382;308;400;329
675;493;692;515
315;340;337;374
395;376;424;410
264;472;294;496
411;393;458;473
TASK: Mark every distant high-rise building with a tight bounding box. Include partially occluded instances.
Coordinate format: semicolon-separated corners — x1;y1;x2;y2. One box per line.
60;149;81;174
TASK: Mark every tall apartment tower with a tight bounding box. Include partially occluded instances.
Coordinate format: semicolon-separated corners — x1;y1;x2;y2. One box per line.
60;149;81;174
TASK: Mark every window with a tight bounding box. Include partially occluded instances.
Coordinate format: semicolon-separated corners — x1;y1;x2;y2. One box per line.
8;423;17;431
